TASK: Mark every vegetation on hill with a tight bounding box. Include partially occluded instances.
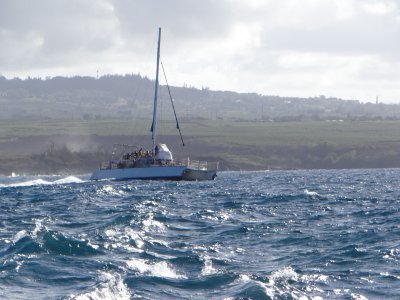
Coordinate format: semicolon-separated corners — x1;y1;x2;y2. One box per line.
1;75;400;122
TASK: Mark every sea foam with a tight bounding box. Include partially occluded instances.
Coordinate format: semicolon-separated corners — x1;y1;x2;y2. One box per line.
0;175;84;188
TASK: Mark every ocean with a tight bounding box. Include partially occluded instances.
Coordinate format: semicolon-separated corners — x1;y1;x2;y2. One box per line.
1;169;399;299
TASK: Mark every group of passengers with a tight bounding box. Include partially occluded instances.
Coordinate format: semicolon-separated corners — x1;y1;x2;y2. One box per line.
122;148;151;160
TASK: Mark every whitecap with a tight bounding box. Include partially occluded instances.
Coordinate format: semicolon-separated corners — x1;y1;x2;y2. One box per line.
87;241;99;250
301;273;328;284
103;227;144;253
380;272;400;280
147;238;170;248
32;219;46;237
236;273;274;298
304;189;319;197
270;266;299;283
193;245;208;251
12;230;28;244
53;176;84;184
360;276;375;284
235;267;328;299
219;210;231;221
145;251;176;260
350;293;369;300
126;258;187;279
142;216;166;232
15;260;24;272
9;219;46;246
239;274;251;281
104;228;118;238
383;248;400;260
201;256;218;276
98;185;125;196
71;272;131;300
124;228;144;245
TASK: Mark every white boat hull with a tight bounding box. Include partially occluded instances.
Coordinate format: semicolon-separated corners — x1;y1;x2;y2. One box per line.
90;165;217;181
90;166;187;181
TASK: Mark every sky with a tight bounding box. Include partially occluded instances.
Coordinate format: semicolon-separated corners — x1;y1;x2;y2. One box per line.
0;0;399;103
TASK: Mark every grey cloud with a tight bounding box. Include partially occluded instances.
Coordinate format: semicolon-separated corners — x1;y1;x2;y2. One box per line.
0;0;399;101
111;0;236;39
261;16;400;56
0;0;240;70
0;0;117;69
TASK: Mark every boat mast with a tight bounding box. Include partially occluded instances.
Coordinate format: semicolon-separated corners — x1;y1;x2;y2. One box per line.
151;27;162;155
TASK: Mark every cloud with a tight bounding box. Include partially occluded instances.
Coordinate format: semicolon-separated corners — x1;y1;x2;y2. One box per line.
0;0;399;102
0;0;119;71
363;1;398;15
112;0;236;39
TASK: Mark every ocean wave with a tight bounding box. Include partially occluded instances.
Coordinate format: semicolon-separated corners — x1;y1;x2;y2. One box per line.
70;272;131;300
4;221;101;257
232;267;329;299
126;258;187;279
2;169;400;298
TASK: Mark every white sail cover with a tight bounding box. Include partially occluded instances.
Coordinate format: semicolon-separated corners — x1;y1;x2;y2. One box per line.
155;144;173;161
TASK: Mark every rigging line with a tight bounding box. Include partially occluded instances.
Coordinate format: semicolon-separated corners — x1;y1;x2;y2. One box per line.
160;60;185;147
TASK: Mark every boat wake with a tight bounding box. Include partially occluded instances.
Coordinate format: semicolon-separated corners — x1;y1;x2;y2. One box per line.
0;175;85;188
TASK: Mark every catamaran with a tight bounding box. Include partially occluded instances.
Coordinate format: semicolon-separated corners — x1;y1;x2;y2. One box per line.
90;28;217;181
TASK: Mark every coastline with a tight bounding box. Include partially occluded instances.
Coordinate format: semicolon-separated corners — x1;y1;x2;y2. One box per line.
1;133;399;176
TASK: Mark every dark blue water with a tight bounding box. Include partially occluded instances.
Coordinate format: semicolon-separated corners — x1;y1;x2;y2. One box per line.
1;169;400;299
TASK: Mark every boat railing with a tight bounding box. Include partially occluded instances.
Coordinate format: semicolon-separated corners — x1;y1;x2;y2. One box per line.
99;158;219;171
100;160;123;170
100;161;111;169
100;159;138;170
